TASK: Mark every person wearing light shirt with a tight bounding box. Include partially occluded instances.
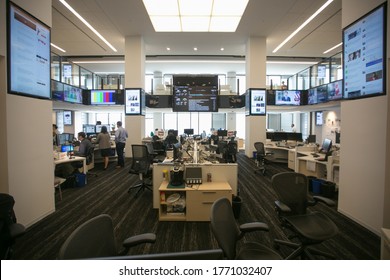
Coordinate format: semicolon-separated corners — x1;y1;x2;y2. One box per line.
115;121;128;168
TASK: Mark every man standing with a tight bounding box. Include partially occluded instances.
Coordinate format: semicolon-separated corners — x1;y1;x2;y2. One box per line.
115;121;128;168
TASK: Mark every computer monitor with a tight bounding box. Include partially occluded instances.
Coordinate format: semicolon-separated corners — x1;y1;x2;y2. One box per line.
184;128;194;135
307;135;316;143
321;138;332;160
168;129;178;137
58;134;68;145
61;144;74;152
217;129;228;137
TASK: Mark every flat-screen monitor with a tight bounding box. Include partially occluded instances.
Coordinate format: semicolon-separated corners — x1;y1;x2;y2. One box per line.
173;86;218;112
58;134;68;146
218;95;245;108
217;130;228;137
307;135;316;143
146;95;172;108
266;90;276;105
184;128;194;135
90;90;116;105
63;111;72;125
275;90;301;106
287;132;302;141
315;111;323;126
246;88;266;115
168;129;178;137
321;138;333;158
61;144;74;152
327;80;343;101
63;85;83;104
83;124;96;134
343;3;386;100
308;85;328;104
272;132;288;142
125;88;144;115
7;2;51;100
95;124;109;133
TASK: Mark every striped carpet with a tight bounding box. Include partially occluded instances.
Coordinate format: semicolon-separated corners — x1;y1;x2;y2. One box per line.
11;152;380;259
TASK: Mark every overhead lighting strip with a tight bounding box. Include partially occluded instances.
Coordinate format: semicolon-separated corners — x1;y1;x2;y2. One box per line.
272;0;334;53
323;42;342;54
59;0;117;52
51;43;66;53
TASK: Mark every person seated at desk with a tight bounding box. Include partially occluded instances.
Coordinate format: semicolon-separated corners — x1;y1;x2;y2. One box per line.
210;131;219;145
164;130;178;150
73;132;93;157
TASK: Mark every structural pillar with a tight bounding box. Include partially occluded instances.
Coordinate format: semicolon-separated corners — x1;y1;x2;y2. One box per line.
124;35;145;157
245;37;267;157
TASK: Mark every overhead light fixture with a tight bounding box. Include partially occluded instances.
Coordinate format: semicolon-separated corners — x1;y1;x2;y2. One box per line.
220;47;224;51
323;42;343;54
166;47;171;51
194;47;198;51
143;0;249;32
59;0;117;52
272;0;334;53
71;60;125;64
51;43;66;53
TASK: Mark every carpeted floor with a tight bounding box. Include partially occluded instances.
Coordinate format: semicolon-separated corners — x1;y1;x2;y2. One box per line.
11;152;380;259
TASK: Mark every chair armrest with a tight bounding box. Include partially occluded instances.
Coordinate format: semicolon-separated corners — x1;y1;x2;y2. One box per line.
239;222;269;233
9;223;25;239
274;200;292;213
313;196;336;207
122;233;156;249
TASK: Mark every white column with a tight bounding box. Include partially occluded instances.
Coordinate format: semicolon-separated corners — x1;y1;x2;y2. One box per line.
124;35;145;157
245;37;267;157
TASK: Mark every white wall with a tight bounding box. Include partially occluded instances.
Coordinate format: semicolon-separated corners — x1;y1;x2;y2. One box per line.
1;0;54;226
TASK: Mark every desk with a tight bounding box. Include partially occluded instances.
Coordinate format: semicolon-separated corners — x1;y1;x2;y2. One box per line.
152;162;238;209
54;156;87;174
264;145;290;164
159;181;232;221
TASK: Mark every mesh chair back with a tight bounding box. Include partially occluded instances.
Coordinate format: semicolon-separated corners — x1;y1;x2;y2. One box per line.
131;145;150;175
86;146;95;165
254;142;265;156
271;172;309;215
58;214;117;259
210;197;241;259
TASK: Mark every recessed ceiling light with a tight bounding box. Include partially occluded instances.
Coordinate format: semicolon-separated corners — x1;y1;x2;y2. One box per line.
220;47;225;51
143;0;249;32
167;47;171;51
194;47;198;51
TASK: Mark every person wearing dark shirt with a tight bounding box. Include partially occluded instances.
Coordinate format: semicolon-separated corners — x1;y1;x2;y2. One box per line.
74;132;92;157
164;131;178;149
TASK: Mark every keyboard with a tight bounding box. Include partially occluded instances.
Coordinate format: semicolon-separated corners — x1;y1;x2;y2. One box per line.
311;153;320;158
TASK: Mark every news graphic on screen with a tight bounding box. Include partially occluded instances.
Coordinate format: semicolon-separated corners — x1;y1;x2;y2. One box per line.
327;80;343;101
250;89;266;115
91;90;116;105
316;85;328;104
173;86;217;112
315;111;323;126
63;85;83;104
125;89;141;115
343;4;386;99
8;2;51;99
275;90;301;105
63;111;72;125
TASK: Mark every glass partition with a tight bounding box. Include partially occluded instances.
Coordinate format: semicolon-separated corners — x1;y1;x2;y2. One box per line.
80;67;93;89
51;52;61;81
297;68;310;90
330;52;343;82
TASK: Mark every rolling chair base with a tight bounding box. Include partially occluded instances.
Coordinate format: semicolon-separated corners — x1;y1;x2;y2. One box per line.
128;182;152;198
274;238;335;260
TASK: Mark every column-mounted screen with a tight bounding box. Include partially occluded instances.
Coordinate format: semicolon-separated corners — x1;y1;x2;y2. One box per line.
246;88;266;116
125;88;145;115
7;1;51;99
343;3;386;99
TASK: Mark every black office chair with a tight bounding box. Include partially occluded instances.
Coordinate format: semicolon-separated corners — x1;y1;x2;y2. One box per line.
254;142;273;175
145;142;165;163
227;141;238;163
86;145;98;177
271;172;339;259
210;197;282;260
58;214;156;259
0;193;25;260
128;145;153;198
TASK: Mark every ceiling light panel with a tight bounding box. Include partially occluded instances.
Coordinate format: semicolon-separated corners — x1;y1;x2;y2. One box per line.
180;0;213;16
150;16;181;32
210;17;241;32
181;16;210;32
143;0;179;15
212;0;249;16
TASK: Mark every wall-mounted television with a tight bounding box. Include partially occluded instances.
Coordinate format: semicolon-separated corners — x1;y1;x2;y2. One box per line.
315;111;323;126
63;85;83;104
90;90;116;105
343;3;386;100
63;111;72;126
7;1;51;100
308;85;328;105
246;88;266;116
146;95;172;108
275;90;301;106
218;95;244;108
125;88;145;115
172;85;218;112
327;80;343;101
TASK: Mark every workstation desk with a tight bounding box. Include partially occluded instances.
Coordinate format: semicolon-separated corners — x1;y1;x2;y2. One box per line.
152;162;238;209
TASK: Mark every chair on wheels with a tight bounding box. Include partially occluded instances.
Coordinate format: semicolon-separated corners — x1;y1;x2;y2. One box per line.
86;145;98;177
128;145;153;198
227;141;238;163
254;142;273;175
210;197;282;260
271;172;339;259
58;214;156;259
0;193;25;260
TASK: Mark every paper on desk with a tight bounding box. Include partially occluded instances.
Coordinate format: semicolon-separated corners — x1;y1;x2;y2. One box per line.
306;160;316;172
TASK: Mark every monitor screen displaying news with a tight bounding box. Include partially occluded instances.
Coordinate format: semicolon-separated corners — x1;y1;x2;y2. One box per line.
125;89;142;115
249;89;266;115
275;90;301;106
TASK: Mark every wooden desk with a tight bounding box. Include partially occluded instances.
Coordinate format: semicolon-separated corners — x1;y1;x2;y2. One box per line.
159;181;232;221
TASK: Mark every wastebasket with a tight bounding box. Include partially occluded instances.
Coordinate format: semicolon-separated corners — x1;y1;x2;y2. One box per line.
321;181;336;198
311;178;325;194
307;176;317;192
232;195;242;219
252;151;257;159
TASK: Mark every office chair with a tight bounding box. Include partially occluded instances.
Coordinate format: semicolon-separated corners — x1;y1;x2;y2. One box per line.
254;142;273;175
128;145;153;198
0;193;26;259
58;214;156;259
271;172;339;259
227;141;238;163
145;142;165;163
210;197;282;260
86;146;98;177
